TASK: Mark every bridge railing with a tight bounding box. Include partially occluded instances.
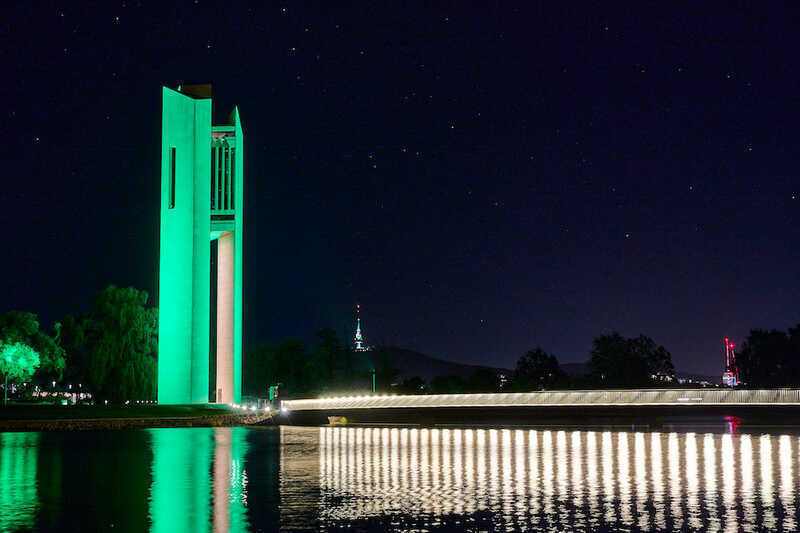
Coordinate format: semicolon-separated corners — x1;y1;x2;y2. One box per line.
281;388;800;412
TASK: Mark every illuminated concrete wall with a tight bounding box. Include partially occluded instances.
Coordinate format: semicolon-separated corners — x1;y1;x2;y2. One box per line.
232;108;244;404
158;85;243;404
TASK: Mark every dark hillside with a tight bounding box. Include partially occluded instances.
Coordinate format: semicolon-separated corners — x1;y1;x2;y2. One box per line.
373;346;511;380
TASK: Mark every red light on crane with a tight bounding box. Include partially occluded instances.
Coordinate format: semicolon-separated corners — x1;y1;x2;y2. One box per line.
722;336;740;387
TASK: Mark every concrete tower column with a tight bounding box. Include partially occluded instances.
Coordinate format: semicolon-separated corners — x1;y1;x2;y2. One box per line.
216;231;234;404
158;85;244;405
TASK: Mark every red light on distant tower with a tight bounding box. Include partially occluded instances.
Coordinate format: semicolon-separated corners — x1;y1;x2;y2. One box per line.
722;337;739;387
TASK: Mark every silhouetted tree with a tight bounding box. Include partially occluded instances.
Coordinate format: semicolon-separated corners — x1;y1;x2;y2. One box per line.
396;376;427;394
512;347;563;391
245;339;319;396
244;343;279;396
59;313;89;386
373;352;400;392
429;375;465;394
277;339;313;394
73;286;157;402
310;328;369;391
312;328;340;384
587;332;674;387
361;348;402;392
737;326;800;387
629;335;675;379
466;366;501;392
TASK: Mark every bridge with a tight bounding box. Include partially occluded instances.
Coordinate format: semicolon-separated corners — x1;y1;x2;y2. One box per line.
279;389;800;426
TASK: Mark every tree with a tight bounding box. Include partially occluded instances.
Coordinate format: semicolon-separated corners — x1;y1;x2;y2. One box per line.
628;335;675;380
429;375;465;394
512;347;564;391
312;328;340;384
396;376;427;394
587;332;674;387
243;343;279;396
58;313;90;386
363;348;401;393
373;352;400;392
244;339;316;396
0;311;65;380
276;338;313;394
0;341;40;404
737;326;800;387
79;286;158;402
310;328;366;390
466;367;501;393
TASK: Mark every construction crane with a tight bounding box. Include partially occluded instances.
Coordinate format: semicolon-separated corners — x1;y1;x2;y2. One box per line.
722;337;739;387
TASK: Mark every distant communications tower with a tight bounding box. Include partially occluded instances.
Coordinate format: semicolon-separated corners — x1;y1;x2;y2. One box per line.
353;304;371;352
722;337;739;387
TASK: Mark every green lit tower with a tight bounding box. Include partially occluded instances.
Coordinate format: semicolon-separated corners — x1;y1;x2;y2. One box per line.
353;304;370;352
157;85;244;405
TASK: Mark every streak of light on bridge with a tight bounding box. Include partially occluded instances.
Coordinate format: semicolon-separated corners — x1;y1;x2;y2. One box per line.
281;389;800;413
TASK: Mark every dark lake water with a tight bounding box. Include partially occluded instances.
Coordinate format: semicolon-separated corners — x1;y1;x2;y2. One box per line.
2;424;800;531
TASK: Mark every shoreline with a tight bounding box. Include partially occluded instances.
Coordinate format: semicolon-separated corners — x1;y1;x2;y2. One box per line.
0;407;274;431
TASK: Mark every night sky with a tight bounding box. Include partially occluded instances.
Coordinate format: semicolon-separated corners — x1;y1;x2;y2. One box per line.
2;3;798;376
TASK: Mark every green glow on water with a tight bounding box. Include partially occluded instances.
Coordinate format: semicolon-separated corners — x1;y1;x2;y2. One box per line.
150;428;212;532
5;425;800;529
148;427;249;532
0;432;39;531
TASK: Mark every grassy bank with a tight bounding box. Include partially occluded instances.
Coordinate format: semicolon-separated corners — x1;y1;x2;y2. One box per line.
0;403;273;431
0;403;234;420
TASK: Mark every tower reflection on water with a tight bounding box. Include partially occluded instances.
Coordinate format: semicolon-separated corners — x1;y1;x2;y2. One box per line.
149;427;250;533
2;426;800;530
296;426;800;531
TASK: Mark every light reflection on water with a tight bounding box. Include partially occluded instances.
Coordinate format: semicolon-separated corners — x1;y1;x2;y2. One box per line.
149;427;250;533
0;432;39;532
0;428;257;533
4;426;800;530
308;426;800;531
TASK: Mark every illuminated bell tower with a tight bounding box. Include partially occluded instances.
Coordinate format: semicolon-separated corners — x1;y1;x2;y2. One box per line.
157;85;244;405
